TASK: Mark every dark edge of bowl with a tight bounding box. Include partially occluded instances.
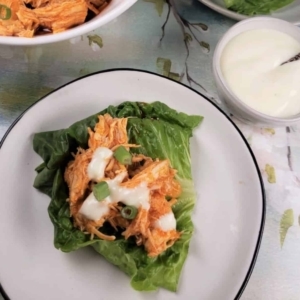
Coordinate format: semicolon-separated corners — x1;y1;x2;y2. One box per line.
0;68;266;300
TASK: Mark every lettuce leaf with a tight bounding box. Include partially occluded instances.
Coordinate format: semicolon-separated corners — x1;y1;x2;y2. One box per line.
224;0;294;15
33;101;202;292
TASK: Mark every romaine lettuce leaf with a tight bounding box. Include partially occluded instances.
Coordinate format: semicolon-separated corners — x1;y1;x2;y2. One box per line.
33;101;202;292
224;0;294;15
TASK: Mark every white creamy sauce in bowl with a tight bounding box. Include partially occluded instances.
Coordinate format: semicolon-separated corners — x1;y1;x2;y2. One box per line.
221;29;300;117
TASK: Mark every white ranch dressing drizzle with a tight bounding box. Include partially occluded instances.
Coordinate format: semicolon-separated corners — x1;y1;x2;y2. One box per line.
221;29;300;117
79;172;150;221
87;147;113;181
154;212;176;231
79;192;110;221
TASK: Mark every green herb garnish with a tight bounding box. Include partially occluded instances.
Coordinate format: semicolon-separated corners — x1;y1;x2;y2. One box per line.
93;181;110;201
0;5;12;20
114;146;132;165
121;205;138;220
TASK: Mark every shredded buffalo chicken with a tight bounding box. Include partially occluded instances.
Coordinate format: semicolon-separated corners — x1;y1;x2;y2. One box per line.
64;114;182;257
0;0;110;37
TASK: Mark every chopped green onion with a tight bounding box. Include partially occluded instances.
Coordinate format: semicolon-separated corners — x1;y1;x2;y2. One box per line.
93;181;110;202
114;146;132;165
121;205;138;220
0;5;11;20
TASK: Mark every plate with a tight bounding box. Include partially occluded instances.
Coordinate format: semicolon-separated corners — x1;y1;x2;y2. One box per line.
0;69;265;300
198;0;300;25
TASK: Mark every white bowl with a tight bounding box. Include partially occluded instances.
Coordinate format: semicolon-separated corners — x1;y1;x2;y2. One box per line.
213;17;300;127
0;0;137;46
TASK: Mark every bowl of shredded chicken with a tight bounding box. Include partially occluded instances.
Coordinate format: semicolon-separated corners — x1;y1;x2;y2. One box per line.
0;0;137;45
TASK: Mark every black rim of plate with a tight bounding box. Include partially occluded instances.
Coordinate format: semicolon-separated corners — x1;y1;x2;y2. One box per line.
0;68;266;300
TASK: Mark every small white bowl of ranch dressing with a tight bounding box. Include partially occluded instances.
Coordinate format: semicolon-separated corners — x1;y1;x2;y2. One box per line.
213;17;300;127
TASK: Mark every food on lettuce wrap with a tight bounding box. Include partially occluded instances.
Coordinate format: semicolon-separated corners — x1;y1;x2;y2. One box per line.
33;101;202;291
224;0;294;15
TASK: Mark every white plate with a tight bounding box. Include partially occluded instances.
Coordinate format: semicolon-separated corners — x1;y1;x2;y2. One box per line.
0;70;265;300
199;0;300;25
